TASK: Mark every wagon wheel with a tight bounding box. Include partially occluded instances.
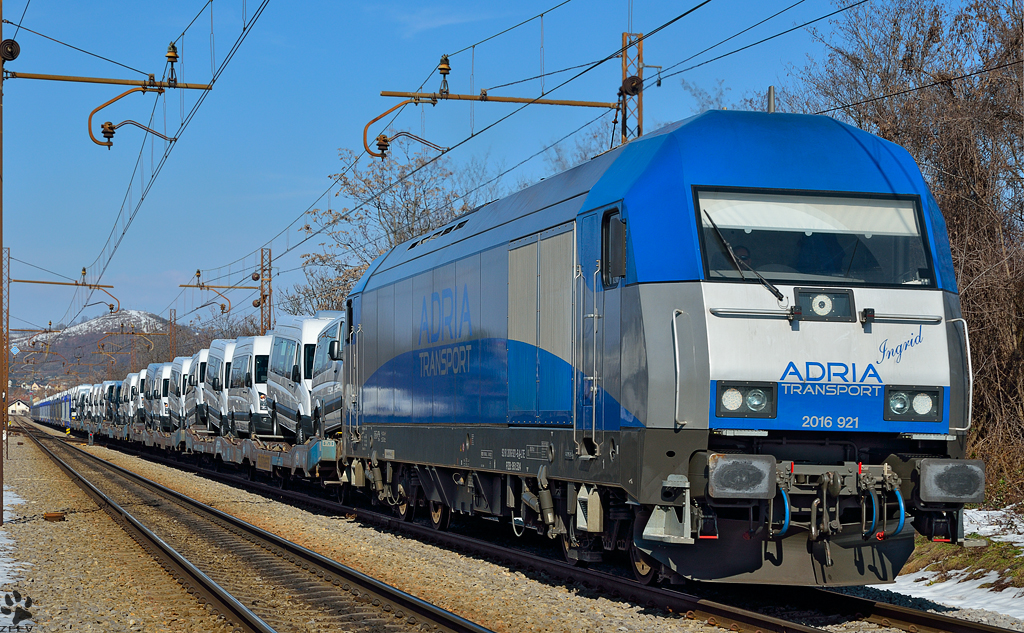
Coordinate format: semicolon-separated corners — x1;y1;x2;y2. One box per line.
429;500;450;531
395;484;415;522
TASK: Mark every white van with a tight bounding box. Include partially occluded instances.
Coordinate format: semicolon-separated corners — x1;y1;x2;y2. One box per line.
144;363;163;427
204;339;236;435
168;356;194;431
101;380;120;423
90;384;103;422
227;335;273;437
185;348;209;429
123;373;140;424
145;362;172;431
267;314;338;443
310;314;345;439
135;368;148;424
72;385;92;421
118;374;134;424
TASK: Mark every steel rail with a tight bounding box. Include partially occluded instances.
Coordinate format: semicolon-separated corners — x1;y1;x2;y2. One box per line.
20;421;495;633
66;428;823;633
39;423;1021;633
18;421;273;633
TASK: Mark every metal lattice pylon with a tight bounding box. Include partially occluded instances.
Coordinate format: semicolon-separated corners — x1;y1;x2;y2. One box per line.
169;308;177;360
621;32;644;143
260;248;273;335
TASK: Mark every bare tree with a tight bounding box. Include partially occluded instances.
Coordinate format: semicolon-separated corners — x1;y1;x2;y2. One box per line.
788;0;1024;502
280;138;503;314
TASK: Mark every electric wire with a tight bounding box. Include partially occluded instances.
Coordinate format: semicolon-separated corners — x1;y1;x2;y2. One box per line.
660;0;869;82
2;19;149;75
50;0;271;347
11;257;78;282
185;0;592;290
449;0;575;57
485;59;602;92
656;0;808;79
12;0;29;39
278;0;715;260
814;58;1024;114
168;0;710;320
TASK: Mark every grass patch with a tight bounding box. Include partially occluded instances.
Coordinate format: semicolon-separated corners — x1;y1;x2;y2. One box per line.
903;534;1024;591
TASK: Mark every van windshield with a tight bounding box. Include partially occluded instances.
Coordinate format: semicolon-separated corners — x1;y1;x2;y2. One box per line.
254;355;269;384
698;191;934;287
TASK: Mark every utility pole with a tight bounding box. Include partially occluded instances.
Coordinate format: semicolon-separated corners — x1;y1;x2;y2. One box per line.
0;13;209;525
2;0;8;527
620;32;643;143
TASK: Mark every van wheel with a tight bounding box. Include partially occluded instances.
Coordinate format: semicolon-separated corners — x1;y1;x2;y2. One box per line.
313;414;323;440
271;412;280;437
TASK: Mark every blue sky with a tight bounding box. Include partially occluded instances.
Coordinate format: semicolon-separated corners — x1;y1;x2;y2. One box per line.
5;0;840;330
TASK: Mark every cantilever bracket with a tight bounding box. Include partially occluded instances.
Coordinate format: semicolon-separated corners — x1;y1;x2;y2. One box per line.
88;86;172;149
362;98;446;160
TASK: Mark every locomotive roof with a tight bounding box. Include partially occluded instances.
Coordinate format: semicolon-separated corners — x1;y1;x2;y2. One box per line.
355;110;954;293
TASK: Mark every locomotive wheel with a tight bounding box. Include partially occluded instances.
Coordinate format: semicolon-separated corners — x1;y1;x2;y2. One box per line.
429;500;450;531
629;541;658;585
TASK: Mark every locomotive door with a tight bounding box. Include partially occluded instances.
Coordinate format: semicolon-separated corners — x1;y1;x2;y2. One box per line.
575;208;623;457
342;298;361;450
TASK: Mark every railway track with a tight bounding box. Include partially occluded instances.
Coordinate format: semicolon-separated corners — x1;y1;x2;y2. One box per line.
30;421;1023;633
19;421;495;633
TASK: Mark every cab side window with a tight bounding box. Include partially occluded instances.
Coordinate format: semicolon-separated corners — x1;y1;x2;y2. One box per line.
602;210;626;287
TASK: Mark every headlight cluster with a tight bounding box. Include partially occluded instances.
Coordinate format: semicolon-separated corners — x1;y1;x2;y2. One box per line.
259;393;267;410
884;386;943;422
716;382;776;418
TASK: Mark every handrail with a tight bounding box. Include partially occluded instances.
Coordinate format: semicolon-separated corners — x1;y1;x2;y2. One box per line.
671;309;686;425
709;307;790;319
869;313;942;324
948;318;973;432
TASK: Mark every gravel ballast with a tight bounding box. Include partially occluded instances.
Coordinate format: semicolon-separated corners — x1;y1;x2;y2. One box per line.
62;432;714;633
1;426;233;633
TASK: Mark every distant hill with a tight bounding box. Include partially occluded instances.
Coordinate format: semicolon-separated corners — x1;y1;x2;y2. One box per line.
11;310;171;390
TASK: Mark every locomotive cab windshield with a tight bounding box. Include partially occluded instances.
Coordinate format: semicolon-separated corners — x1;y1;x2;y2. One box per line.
698;190;935;287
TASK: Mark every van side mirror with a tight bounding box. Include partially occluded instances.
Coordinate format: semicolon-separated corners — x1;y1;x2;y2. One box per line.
188;375;195;387
291;364;301;383
328;340;340;361
213;377;222;392
131;387;138;397
245;372;252;388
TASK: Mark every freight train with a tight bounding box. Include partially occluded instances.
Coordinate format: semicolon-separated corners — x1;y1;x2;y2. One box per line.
33;109;985;586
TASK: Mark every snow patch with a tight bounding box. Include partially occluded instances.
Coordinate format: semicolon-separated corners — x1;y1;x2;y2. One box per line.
0;487;26;587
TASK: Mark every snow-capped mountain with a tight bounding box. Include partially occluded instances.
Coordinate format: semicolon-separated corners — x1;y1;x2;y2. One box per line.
12;310;168;346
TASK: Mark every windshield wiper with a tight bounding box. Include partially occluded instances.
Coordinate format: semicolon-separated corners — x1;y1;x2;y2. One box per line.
702;210;786;303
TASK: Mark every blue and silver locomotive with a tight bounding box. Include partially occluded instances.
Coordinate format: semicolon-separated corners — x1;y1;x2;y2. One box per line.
337;109;984;585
